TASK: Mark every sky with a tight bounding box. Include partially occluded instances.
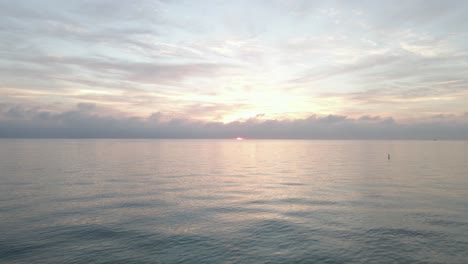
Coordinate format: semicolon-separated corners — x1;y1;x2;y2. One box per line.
1;0;468;139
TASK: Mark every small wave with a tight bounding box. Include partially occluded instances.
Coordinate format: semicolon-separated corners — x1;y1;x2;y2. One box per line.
365;227;443;239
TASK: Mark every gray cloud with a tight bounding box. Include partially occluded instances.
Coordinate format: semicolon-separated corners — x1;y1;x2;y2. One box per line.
318;78;468;106
0;104;467;139
0;0;228;94
0;54;234;90
291;54;400;83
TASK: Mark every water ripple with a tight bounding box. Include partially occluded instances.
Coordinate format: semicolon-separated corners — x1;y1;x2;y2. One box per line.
1;140;468;263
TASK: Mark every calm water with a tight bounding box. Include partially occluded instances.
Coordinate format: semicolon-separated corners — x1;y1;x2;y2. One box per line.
1;140;467;263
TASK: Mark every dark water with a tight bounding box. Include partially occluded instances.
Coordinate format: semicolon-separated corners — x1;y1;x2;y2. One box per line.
1;139;467;263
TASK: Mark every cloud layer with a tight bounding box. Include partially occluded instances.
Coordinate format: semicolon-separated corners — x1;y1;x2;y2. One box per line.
1;0;468;138
1;104;467;139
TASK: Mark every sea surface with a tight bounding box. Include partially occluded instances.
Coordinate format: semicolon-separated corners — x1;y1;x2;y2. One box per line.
1;139;467;263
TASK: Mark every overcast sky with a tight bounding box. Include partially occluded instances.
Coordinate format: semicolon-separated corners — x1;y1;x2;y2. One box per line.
1;0;468;138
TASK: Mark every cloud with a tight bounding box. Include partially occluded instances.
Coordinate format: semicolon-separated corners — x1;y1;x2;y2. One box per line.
76;102;97;112
0;103;467;139
291;54;400;83
359;115;382;121
1;0;468;126
0;54;236;107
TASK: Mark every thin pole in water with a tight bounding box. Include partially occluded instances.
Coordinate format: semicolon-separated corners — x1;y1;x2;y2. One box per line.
388;153;390;160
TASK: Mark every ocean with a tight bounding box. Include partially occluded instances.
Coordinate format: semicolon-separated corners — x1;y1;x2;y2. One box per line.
1;139;467;263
